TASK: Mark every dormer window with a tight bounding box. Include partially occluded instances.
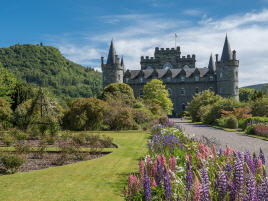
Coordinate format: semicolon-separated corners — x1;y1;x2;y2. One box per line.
166;77;171;82
125;78;129;83
194;75;199;81
181;76;185;81
147;66;153;69
163;62;172;69
140;77;143;83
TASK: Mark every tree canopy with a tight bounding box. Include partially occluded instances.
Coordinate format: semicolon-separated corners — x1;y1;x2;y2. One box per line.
143;79;173;115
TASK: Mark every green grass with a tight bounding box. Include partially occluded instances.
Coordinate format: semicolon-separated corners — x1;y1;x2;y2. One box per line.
0;130;149;201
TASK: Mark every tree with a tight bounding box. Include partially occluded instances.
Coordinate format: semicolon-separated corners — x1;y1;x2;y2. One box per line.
143;79;173;115
239;88;255;102
102;83;135;106
187;90;222;122
0;62;17;103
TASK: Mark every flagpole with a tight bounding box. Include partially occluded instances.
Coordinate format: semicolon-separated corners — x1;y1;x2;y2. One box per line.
175;34;176;48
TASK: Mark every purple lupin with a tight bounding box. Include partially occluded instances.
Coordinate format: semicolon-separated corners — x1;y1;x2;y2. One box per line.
245;172;258;201
186;162;193;198
259;148;265;165
200;168;210;201
218;171;227;200
234;155;244;200
143;169;152;201
164;168;172;201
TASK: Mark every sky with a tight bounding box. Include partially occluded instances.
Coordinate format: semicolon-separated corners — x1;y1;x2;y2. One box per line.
1;0;268;87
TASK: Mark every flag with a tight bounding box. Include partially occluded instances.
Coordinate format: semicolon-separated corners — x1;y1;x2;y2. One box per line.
175;33;178;38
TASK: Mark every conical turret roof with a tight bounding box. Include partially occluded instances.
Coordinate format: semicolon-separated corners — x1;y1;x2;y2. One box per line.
221;35;233;62
121;56;124;66
208;54;216;71
107;40;116;64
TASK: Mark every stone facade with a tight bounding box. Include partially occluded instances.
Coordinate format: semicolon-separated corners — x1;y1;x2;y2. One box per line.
101;36;239;117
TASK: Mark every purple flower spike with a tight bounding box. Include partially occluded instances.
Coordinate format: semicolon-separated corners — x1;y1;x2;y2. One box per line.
186;162;193;197
245;173;258;201
156;161;162;186
200;168;210;201
234;155;244;199
143;169;152;201
164;168;172;201
218;171;227;200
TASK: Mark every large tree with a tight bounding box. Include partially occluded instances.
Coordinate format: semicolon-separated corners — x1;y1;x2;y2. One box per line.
0;62;17;103
143;79;173;115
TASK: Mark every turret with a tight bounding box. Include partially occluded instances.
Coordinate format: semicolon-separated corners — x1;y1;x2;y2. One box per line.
208;54;216;72
216;35;239;99
101;40;125;88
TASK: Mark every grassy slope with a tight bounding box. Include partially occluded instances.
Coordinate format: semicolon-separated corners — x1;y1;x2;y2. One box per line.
0;131;148;201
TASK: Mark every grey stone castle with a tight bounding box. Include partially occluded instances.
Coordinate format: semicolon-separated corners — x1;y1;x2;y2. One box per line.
101;35;239;117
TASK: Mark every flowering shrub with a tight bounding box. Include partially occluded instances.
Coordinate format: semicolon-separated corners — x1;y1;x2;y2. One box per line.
124;125;268;201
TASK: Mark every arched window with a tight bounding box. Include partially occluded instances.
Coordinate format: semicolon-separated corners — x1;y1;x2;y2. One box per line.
194;75;199;81
220;72;223;78
181;76;185;81
166;77;171;82
139;77;143;83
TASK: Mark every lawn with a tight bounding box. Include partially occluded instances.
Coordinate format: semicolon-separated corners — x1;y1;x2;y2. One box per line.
0;130;149;201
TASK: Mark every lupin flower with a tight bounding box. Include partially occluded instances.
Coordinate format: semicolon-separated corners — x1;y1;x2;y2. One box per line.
156;161;163;186
200;168;210;201
164;168;172;201
245;172;258;201
152;160;157;177
169;156;177;172
212;144;217;159
257;158;263;175
218;171;227;200
224;145;233;157
151;178;157;188
139;160;145;180
259;148;265;165
234;155;244;199
225;162;233;178
186;162;193;195
193;174;201;201
244;151;255;175
144;169;152;201
128;174;141;196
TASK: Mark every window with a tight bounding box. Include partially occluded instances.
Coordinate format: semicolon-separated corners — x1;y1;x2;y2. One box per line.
163;62;172;69
125;78;129;83
140;89;143;97
182;103;186;111
181;76;185;81
181;88;185;95
118;74;121;81
166;77;171;82
209;76;214;81
209;87;213;91
236;71;238;78
220;72;223;78
195;87;199;93
139;77;143;83
194;75;199;81
147;66;153;69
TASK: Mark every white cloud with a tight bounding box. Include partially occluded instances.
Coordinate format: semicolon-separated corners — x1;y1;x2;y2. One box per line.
183;9;202;16
54;9;268;87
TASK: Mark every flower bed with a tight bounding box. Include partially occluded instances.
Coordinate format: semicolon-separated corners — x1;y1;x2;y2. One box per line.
124;124;268;200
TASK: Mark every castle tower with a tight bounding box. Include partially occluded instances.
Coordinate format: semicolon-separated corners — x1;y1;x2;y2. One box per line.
101;40;125;88
208;54;216;72
216;35;239;99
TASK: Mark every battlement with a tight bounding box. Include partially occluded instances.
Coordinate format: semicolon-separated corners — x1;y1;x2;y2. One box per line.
154;46;181;56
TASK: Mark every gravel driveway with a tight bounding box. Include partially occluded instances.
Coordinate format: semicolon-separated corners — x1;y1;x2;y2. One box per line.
172;119;268;165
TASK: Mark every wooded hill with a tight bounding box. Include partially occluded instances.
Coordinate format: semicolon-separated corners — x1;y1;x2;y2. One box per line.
0;44;102;99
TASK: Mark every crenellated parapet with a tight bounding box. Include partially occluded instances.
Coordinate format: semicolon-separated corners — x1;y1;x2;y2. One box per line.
140;46;196;69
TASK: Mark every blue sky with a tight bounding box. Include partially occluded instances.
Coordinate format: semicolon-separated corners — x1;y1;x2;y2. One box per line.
1;0;268;86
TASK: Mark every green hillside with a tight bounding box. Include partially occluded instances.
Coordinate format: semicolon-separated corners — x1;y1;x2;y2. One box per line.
0;44;102;99
242;83;268;90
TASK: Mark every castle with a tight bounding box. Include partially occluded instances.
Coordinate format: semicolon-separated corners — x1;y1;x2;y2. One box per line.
101;35;239;117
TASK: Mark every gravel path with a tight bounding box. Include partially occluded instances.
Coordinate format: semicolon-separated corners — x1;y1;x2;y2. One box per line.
172;119;268;165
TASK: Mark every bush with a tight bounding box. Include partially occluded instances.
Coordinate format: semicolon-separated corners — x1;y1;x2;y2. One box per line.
72;133;87;146
217;117;228;127
113;107;137;130
2;134;13;146
100;136;113;148
11;129;29;141
132;108;151;124
200;98;241;125
254;124;268;137
62;97;109;131
187;90;222;122
226;116;238;129
245;124;256;134
158;116;168;125
15;142;31;154
0;154;25;174
250;98;268;117
245;116;268;125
